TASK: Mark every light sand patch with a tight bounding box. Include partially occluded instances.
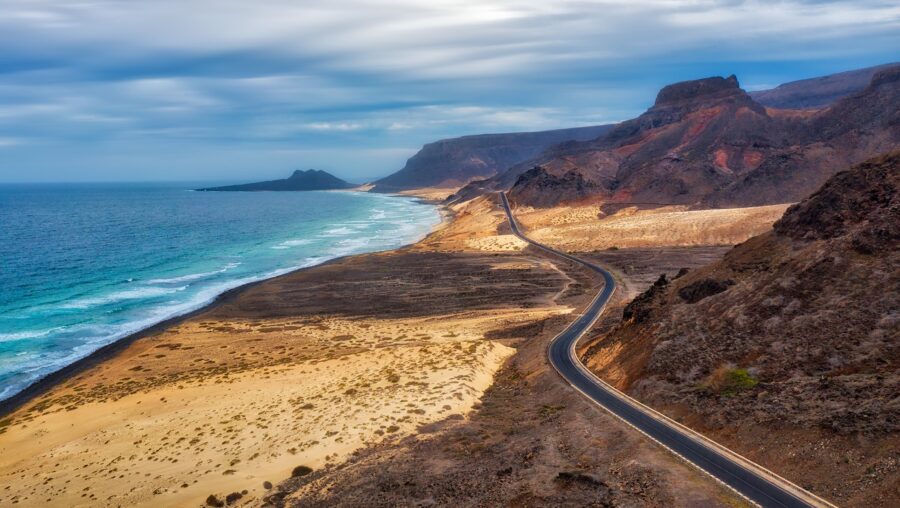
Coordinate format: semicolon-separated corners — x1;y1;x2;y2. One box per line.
464;234;527;252
415;195;510;252
515;203;791;251
397;186;461;201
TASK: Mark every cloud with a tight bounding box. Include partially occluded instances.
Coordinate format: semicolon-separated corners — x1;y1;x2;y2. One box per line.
0;0;898;181
302;122;365;132
0;137;25;147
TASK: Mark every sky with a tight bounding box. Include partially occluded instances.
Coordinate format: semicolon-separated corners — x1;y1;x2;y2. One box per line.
0;0;898;183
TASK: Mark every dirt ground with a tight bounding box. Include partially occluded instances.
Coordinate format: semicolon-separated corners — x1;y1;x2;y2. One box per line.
270;245;744;507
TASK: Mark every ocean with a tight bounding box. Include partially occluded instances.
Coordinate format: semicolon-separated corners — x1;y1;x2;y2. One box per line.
0;183;440;401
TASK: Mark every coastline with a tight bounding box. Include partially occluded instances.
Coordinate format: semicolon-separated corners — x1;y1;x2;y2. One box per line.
0;192;448;419
0;255;347;419
0;191;585;507
0;192;752;508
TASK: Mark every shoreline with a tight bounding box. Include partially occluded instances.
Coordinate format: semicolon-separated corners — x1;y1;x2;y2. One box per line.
0;191;775;507
0;255;347;419
0;193;449;420
0;193;591;507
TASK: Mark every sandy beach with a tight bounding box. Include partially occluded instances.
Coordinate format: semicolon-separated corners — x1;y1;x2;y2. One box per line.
0;193;774;507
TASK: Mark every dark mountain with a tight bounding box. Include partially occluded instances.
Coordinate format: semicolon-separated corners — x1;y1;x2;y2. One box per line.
197;169;354;192
459;66;899;208
581;151;899;505
372;125;613;191
750;62;899;109
507;166;601;208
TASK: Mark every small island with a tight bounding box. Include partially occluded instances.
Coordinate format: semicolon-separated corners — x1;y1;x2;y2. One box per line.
196;169;355;191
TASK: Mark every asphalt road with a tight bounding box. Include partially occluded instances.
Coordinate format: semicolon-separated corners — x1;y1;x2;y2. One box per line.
499;192;832;508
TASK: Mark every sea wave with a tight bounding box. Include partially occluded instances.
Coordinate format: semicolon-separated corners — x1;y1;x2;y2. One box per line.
0;327;64;343
145;262;241;284
322;226;355;236
61;285;189;309
329;237;372;256
271;238;313;250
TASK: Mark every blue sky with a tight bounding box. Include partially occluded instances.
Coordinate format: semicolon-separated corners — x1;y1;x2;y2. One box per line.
0;0;897;183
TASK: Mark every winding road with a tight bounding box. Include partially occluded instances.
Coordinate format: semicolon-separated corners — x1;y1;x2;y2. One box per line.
499;192;834;508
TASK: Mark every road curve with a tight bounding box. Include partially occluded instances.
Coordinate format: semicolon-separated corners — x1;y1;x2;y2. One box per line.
499;192;834;508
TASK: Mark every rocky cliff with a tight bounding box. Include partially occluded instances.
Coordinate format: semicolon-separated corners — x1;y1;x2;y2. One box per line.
373;125;612;191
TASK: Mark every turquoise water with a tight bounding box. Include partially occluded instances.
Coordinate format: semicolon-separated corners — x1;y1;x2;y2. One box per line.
0;183;440;401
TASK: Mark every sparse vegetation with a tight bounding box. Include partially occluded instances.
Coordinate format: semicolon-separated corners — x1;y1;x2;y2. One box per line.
539;404;565;419
291;465;313;477
707;366;758;396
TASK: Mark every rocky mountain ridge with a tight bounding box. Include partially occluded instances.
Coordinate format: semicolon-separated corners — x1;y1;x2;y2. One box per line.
459;65;899;209
750;62;899;109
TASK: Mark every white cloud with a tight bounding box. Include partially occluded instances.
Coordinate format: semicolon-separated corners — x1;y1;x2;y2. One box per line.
302;122;365;131
3;1;897;80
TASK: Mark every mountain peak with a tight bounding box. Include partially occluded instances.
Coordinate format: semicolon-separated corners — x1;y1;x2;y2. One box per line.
290;169;323;178
654;75;741;106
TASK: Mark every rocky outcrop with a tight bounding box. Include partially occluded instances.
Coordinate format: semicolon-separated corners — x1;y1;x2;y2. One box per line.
374;125;613;191
506;166;602;208
774;150;900;245
622;274;669;324
654;75;743;106
197;169;354;191
676;278;734;304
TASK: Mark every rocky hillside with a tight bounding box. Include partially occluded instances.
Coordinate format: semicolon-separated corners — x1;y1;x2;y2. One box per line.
197;169;354;191
506;166;601;208
372;125;612;191
457;65;899;209
583;151;899;506
750;62;899;109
